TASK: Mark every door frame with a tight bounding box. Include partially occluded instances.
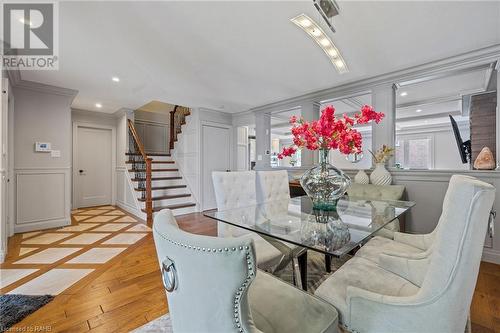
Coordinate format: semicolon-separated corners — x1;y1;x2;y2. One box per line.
72;122;116;208
199;121;233;211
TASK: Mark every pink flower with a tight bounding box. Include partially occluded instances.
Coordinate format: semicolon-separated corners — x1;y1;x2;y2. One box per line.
277;104;383;159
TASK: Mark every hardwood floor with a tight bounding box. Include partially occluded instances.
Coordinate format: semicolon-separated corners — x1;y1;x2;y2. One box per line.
4;211;500;332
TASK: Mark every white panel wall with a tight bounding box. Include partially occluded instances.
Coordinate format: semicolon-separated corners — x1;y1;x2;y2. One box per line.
15;169;70;232
13;84;76;233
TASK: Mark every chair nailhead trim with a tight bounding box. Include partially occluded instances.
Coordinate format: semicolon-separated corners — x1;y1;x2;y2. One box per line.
153;226;255;333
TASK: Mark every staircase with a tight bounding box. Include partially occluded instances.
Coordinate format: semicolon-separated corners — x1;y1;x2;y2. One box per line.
126;107;196;223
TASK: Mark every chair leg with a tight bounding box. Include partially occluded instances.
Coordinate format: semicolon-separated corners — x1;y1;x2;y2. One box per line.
325;254;332;273
297;251;308;291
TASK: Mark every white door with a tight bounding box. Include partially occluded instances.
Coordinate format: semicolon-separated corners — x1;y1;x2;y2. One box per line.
75;126;112;207
202;124;231;210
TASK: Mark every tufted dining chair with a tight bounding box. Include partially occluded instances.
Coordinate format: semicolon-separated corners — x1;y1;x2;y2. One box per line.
153;209;339;333
212;171;288;271
347;183;405;239
315;175;495;333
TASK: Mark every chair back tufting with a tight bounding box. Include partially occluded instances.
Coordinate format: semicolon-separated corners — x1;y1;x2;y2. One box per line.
256;170;291;204
153;209;260;333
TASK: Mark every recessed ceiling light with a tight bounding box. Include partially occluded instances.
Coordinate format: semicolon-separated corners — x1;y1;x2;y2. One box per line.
291;14;348;74
416;109;422;113
95;103;102;108
400;91;408;97
112;77;120;82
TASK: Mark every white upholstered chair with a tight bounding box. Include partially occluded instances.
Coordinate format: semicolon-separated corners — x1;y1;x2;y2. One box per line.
315;175;495;333
347;183;405;239
153;209;339;333
212;171;286;271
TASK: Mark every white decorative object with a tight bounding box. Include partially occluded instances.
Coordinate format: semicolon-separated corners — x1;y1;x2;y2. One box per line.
354;170;369;184
370;163;392;185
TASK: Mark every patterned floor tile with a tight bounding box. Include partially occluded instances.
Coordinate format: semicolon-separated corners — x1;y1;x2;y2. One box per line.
114;216;138;223
57;224;99;232
81;215;117;223
126;224;151;232
61;233;111;245
19;247;38;256
104;210;125;216
77;209;109;216
67;248;126;264
14;248;82;264
8;269;93;295
73;215;92;222
22;231;42;239
22;233;74;245
91;223;130;232
0;269;38;288
103;233;147;245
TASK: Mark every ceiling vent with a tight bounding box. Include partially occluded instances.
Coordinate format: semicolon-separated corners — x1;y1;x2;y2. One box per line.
313;0;340;33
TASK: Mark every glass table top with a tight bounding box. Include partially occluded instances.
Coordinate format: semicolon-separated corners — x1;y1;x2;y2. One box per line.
203;196;415;257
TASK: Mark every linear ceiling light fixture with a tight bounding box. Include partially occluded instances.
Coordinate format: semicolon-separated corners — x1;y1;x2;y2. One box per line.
291;14;348;74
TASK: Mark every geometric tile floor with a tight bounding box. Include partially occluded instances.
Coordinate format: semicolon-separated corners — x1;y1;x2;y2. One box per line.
0;206;151;295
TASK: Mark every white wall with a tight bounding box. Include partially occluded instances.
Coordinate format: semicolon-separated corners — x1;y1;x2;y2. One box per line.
13;83;77;232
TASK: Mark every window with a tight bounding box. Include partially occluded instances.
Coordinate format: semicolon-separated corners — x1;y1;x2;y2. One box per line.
395;136;433;169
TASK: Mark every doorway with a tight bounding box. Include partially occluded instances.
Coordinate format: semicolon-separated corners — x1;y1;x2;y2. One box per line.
201;123;231;210
73;124;115;208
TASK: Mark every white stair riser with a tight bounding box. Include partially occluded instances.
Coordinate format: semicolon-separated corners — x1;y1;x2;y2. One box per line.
149;197;193;207
150;187;189;196
148;179;185;187
150;155;174;162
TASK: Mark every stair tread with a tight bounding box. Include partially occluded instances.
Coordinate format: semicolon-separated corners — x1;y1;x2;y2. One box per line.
126;152;171;157
138;193;191;202
131;177;182;181
135;185;187;191
129;168;179;172
142;203;196;212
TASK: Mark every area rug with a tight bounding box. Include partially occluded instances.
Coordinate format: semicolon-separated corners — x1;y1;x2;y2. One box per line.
0;295;54;332
133;251;347;333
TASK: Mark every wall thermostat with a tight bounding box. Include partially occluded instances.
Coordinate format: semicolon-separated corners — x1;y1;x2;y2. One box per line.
35;142;51;152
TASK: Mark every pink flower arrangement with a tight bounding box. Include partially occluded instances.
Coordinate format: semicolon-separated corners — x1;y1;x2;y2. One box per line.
277;105;384;159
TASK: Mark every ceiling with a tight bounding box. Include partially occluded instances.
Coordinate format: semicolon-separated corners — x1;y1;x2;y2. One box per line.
19;1;500;114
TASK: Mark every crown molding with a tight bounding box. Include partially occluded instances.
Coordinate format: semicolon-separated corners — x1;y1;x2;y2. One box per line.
113;107;134;118
13;79;78;99
245;44;500;115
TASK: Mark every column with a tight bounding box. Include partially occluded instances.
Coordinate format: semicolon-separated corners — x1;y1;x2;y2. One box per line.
255;111;271;169
300;101;320;167
371;83;397;167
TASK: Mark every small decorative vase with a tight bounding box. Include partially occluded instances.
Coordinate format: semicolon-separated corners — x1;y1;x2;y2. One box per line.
300;149;351;211
354;170;369;184
370;163;392;185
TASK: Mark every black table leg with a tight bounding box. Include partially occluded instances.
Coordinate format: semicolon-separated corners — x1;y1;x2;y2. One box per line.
297;251;308;291
325;254;332;273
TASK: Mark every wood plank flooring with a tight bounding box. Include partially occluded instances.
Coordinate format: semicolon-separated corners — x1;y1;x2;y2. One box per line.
3;210;500;332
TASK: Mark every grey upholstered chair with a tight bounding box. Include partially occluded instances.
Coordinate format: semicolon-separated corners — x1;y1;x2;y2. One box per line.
212;171;289;271
315;175;495;333
347;183;405;239
153;209;339;333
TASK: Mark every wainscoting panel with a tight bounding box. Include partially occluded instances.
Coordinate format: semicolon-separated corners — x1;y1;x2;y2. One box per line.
115;167;143;219
15;168;71;233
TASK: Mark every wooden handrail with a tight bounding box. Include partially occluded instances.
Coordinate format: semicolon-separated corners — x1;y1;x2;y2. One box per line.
169;105;178;151
127;119;147;160
127;118;153;225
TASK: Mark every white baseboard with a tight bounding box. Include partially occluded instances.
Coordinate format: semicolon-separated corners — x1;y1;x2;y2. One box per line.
482;248;500;265
14;217;71;233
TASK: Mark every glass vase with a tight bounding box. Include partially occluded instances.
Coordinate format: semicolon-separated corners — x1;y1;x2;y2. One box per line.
300;149;351;211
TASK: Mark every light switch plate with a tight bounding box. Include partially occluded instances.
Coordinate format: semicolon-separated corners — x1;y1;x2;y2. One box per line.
51;150;61;158
257;155;262;161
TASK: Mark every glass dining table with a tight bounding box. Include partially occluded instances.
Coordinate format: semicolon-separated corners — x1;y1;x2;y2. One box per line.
203;195;415;289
